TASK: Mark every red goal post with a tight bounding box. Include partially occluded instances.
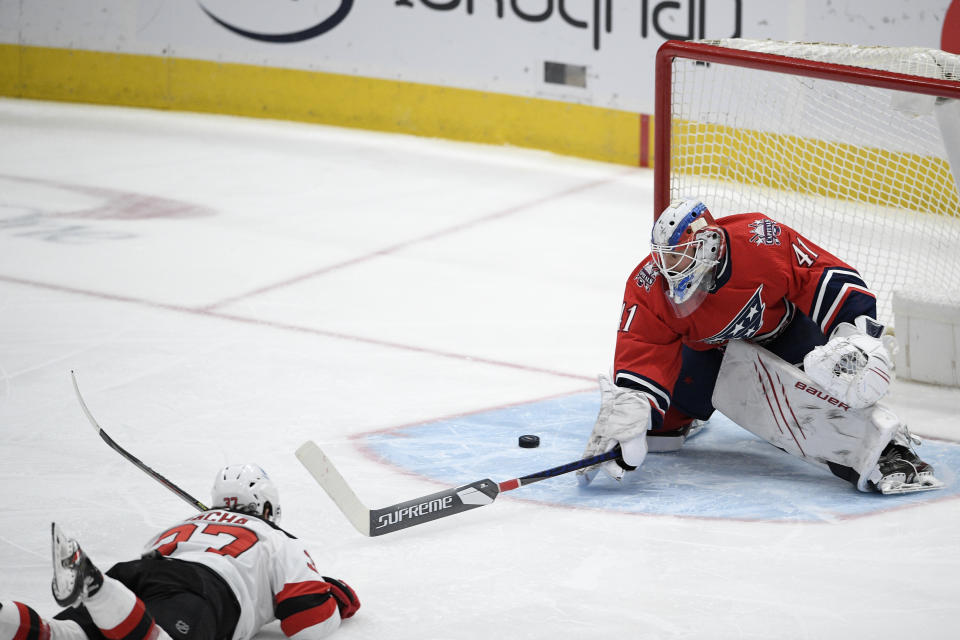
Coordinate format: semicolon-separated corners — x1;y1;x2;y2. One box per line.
654;39;960;328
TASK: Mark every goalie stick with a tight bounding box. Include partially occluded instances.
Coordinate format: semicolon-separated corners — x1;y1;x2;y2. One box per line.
295;440;622;536
71;371;209;512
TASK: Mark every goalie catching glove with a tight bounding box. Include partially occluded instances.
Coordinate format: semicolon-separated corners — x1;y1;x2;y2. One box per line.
576;374;652;486
803;316;892;410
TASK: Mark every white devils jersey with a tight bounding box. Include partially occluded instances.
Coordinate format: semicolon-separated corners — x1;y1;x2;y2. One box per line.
144;510;339;640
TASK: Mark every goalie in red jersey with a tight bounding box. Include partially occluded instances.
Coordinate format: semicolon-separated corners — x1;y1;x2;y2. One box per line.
577;198;943;494
0;464;360;640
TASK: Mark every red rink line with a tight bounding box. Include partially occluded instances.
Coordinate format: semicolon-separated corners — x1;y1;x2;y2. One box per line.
199;169;638;311
1;172;636;382
0;273;593;383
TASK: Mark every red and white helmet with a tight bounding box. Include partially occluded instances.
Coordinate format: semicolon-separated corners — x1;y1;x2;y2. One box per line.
212;464;281;523
651;198;725;305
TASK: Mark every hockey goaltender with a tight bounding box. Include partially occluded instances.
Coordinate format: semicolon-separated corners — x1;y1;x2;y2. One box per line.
577;198;944;495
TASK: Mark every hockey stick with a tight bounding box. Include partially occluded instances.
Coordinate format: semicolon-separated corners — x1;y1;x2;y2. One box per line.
70;371;209;511
295;440;621;536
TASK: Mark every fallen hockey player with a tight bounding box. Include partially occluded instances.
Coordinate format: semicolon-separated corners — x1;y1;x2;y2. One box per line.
578;198;943;495
0;464;360;640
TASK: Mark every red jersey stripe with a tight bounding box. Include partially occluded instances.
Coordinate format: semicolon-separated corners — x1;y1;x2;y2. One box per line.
276;580;332;604
279;598;338;636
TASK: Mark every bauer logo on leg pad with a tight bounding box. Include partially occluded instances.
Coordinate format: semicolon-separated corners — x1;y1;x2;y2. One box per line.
793;382;851;411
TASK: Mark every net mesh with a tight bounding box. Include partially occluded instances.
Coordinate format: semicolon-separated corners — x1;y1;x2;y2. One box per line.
668;39;960;326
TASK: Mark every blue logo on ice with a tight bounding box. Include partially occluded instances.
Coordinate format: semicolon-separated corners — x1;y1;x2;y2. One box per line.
360;392;959;522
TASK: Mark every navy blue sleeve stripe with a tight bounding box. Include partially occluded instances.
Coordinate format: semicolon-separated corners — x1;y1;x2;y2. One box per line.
613;370;671;413
808;267;876;334
822;288;877;336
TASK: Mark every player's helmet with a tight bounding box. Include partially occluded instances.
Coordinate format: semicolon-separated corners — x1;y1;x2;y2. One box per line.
650;198;725;305
212;464;281;524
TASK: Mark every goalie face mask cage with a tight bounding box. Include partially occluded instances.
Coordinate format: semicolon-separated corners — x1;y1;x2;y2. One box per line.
650;198;724;312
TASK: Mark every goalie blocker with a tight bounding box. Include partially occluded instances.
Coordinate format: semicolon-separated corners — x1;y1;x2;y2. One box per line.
713;341;943;494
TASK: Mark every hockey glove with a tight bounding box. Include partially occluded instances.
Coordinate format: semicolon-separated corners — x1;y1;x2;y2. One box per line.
576;374;651;486
322;577;360;619
803;316;892;409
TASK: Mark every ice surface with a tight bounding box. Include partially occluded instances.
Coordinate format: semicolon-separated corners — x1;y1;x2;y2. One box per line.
362;396;960;521
1;98;959;639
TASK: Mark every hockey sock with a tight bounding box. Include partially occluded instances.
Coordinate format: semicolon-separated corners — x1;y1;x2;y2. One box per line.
1;601;97;640
0;601;49;640
81;577;170;640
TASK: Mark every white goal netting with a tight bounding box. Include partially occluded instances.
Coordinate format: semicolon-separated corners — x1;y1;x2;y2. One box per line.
665;39;960;327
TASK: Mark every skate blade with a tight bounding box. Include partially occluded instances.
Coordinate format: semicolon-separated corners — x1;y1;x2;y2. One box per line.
687;421;706;438
648;421;707;453
50;522;83;607
877;476;946;495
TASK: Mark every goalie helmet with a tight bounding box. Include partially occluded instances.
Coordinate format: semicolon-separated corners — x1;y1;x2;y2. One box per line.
650;198;725;308
212;463;281;524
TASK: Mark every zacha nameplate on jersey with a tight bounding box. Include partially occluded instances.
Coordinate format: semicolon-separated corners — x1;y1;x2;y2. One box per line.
369;479;500;535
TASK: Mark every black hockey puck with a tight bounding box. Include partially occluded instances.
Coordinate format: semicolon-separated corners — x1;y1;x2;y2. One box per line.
518;434;540;448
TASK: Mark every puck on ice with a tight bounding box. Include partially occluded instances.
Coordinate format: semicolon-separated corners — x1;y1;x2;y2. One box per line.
518;434;540;448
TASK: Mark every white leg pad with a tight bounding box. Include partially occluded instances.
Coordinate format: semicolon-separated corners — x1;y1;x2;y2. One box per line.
712;341;899;491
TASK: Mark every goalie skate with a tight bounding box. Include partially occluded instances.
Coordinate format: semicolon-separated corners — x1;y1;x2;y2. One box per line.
868;440;945;495
647;419;707;453
51;522;103;607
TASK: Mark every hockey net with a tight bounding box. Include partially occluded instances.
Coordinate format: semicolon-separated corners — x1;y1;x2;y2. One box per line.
655;39;960;327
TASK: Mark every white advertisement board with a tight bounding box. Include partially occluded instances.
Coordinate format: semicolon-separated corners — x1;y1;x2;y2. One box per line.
3;0;955;114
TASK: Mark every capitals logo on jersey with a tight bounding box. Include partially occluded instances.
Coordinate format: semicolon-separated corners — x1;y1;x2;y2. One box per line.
704;285;766;344
749;219;782;246
634;263;658;292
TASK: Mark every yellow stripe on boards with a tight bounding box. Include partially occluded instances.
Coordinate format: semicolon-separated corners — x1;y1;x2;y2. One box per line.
0;44;20;93
12;45;170;108
673;121;959;217
0;44;642;166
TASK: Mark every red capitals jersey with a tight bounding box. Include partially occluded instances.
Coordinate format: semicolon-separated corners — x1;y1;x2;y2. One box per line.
614;213;877;428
